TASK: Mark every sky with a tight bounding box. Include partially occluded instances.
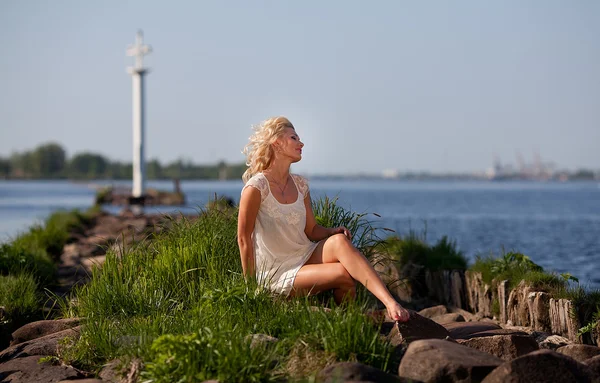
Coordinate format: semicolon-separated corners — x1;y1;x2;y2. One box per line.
0;1;598;175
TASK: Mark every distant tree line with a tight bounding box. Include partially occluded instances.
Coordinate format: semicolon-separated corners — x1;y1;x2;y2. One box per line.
0;143;247;180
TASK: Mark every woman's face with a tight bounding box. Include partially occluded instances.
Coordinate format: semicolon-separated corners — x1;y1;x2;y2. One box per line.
275;127;304;163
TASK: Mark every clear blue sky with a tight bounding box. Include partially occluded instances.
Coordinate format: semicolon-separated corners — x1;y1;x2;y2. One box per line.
1;1;598;175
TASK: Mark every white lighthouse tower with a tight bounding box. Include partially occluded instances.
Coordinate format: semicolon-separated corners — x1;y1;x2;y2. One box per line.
126;30;152;201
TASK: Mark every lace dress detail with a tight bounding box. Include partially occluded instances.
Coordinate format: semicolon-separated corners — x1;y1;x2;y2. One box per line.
291;174;310;198
242;175;269;202
241;173;317;295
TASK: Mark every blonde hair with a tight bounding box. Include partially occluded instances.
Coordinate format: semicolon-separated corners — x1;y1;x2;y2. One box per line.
242;116;294;182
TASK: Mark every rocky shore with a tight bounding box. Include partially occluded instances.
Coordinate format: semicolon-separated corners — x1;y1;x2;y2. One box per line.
52;209;194;298
1;211;600;382
2;303;599;382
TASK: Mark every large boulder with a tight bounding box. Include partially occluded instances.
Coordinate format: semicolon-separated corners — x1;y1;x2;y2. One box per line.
449;307;479;322
418;305;449;319
584;355;600;375
457;334;539;361
398;338;504;382
10;318;81;346
0;355;85;382
432;313;465;325
391;311;450;344
318;362;408;383
442;322;502;340
482;349;600;383
465;328;530;339
557;344;600;363
0;327;80;362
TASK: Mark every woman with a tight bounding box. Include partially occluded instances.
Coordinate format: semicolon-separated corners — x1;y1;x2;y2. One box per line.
237;116;410;322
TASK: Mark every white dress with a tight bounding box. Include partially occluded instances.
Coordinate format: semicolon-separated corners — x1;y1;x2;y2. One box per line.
242;172;318;295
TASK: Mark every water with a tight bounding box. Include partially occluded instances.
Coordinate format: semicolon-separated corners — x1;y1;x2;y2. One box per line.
1;179;599;287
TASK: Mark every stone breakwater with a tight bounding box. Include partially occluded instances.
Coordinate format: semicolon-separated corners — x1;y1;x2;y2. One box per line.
374;253;600;348
2;306;600;382
53;209;194;297
1;212;600;382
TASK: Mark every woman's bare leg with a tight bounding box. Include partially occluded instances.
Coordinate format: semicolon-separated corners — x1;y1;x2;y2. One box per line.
289;263;356;304
294;234;410;322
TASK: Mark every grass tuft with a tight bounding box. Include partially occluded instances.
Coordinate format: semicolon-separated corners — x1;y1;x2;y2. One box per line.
378;230;467;272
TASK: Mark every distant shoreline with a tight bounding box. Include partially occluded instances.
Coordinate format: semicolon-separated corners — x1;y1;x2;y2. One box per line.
0;175;598;182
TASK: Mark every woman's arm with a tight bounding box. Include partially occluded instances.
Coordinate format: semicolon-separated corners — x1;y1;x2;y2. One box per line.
304;192;351;242
237;186;261;280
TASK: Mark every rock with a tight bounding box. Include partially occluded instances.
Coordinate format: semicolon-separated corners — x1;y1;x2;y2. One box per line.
528;291;552;332
457;334;539;361
497;280;509;324
318;362;407;383
549;298;581;342
432;313;465;325
465;271;493;317
99;358;143;383
534;332;572;350
0;355;85;382
466;328;530;339
556;344;600;363
501;324;535;334
424;270;466;308
442;322;502;340
448;307;478;322
0;326;81;362
506;281;534;327
99;358;125;382
418;305;448;319
58;380;103;383
398;338;504;382
391;311;450;344
10;318;81;346
584;355;600;375
481;349;600;383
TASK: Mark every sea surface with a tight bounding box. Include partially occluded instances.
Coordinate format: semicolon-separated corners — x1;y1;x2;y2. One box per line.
1;179;599;287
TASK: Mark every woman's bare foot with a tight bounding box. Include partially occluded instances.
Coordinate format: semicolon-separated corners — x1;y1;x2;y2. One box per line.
386;301;410;322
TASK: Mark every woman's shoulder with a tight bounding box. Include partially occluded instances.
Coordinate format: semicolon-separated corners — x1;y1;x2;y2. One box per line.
246;172;267;183
242;173;269;200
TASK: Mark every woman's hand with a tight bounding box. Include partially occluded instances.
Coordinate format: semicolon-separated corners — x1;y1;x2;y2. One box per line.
329;226;352;240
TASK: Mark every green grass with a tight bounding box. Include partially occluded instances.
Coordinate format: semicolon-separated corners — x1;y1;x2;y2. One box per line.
56;197;599;379
63;199;394;381
0;273;40;323
378;230;468;272
469;250;600;341
0;207;101;348
562;286;600;342
469;251;566;291
312;196;386;259
10;208;97;263
0;273;42;346
0;243;55;283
